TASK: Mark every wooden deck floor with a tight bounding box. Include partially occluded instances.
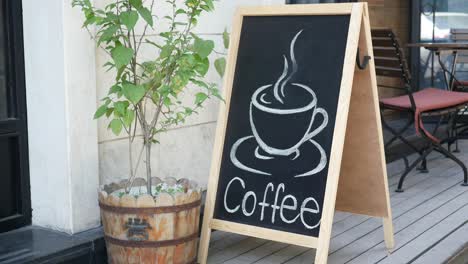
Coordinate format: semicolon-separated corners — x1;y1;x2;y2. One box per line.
206;142;468;264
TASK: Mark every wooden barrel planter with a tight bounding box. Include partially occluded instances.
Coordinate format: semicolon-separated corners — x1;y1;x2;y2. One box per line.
98;178;202;264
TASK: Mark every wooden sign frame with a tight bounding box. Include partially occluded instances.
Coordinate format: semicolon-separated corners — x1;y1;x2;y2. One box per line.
198;3;394;264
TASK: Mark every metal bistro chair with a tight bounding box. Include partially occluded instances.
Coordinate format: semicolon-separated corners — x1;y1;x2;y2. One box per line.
447;29;468;151
450;28;468;91
372;28;468;192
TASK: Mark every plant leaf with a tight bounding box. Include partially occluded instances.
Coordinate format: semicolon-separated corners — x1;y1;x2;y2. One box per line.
98;25;118;44
214;57;226;77
195;57;209;76
163;96;172;107
129;0;142;8
109;119;122;135
122;83;146;103
123;109;135;127
175;8;186;15
137;7;153;27
193;37;214;58
94;105;108;119
195;92;208;106
160;44;173;58
223;29;230;49
109;84;121;94
106;108;114;118
114;101;129;116
120;10;139;31
111;45;134;69
204;0;215;10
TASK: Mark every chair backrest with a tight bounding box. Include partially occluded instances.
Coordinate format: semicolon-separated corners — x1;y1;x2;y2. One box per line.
450;28;468;64
371;28;411;86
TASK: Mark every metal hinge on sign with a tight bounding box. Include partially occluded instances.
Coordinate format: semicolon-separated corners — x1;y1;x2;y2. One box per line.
126;218;151;241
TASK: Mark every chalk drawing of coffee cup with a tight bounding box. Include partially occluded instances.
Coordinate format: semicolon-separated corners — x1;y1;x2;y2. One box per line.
229;29;329;177
250;83;328;157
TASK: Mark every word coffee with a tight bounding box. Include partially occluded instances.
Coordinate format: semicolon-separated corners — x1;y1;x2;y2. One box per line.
223;176;321;229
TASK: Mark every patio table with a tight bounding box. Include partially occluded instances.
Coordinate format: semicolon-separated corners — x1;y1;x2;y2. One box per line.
407;42;468;91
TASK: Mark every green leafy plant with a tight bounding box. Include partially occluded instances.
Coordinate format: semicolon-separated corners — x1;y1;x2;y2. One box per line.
73;0;224;196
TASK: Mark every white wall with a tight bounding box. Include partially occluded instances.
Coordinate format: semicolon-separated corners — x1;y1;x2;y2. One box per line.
22;0;100;234
20;0;284;234
98;0;284;188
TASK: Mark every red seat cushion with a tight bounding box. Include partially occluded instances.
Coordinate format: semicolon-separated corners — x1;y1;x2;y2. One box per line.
380;88;468;142
380;88;468;113
455;80;468;86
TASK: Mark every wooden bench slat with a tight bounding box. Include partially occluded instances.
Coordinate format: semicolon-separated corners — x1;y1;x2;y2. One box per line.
376;66;405;78
373;48;401;58
374;58;402;68
372;38;395;48
371;29;393;38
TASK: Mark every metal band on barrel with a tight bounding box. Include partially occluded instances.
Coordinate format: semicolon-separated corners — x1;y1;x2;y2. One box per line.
98;199;201;214
104;232;198;248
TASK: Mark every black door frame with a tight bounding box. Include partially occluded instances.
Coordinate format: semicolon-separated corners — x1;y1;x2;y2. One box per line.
0;0;31;233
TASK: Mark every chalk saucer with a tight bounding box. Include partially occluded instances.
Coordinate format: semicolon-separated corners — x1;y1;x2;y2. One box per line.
230;135;327;177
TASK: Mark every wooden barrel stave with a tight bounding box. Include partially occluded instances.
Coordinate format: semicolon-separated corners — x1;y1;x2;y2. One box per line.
100;189;201;264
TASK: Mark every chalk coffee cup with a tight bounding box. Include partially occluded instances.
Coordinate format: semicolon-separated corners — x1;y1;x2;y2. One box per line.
249;83;328;157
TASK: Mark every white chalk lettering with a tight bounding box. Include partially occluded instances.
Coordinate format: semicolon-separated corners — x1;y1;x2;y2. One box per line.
259;183;274;221
223;177;321;230
300;197;320;229
224;177;244;213
280;194;300;224
271;183;284;223
242;191;257;216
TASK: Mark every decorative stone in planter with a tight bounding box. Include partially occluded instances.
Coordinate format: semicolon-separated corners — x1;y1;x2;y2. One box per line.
99;178;201;264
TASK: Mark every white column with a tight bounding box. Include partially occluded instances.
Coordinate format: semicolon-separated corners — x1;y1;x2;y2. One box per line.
22;0;100;234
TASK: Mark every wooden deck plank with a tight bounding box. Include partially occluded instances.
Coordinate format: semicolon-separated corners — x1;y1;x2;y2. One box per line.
331;159;458;238
335;161;462;239
283;249;317;264
210;231;231;244
330;163;462;246
333;180;467;263
327;152;458;238
252;245;309;264
386;152;440;180
411;222;468;264
208;237;268;264
380;203;468;264
331;151;466;234
286;159;465;263
222;241;289;264
284;184;459;264
333;212;353;223
209;233;251;257
282;181;468;264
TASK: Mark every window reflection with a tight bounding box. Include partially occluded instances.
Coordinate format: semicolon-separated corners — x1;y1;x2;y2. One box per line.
419;0;468;89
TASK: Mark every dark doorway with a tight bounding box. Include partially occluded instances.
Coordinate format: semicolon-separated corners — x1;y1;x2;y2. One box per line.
0;0;30;233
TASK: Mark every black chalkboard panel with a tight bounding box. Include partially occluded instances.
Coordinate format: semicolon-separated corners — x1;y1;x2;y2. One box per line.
213;15;350;237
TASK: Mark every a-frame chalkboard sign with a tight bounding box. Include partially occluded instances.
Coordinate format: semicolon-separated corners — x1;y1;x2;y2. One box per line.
198;3;394;263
